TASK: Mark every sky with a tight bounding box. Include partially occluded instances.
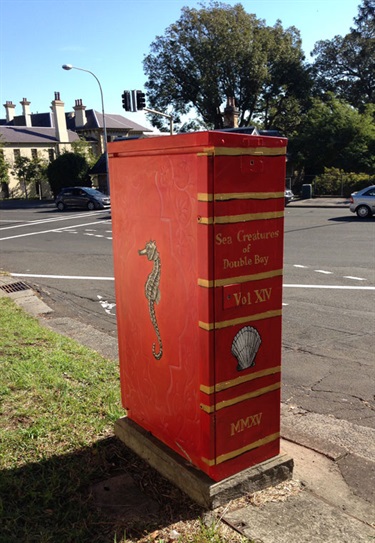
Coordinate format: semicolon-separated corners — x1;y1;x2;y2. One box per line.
0;0;361;131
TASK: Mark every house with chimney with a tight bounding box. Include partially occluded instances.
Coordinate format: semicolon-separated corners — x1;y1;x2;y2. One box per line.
0;92;152;197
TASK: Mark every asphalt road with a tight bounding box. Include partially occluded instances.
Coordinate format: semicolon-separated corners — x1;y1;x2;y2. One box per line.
1;202;374;430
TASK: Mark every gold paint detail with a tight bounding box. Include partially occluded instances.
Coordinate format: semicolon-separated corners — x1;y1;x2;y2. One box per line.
198;216;214;225
198;211;284;225
198;321;215;331
198;269;283;288
216;432;280;465
215;147;286;157
198;309;282;331
200;366;281;395
200;382;281;414
197;146;286;157
198;192;284;202
197;193;214;202
201;456;216;467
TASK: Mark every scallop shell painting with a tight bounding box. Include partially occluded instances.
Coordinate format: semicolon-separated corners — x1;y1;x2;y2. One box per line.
231;326;262;371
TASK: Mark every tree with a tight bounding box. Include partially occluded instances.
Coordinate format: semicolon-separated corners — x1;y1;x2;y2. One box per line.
0;150;10;198
311;0;375;110
11;155;47;199
71;138;97;168
289;94;375;177
143;1;311;133
47;152;91;197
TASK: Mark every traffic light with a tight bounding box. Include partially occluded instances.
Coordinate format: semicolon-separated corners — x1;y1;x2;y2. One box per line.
136;90;146;110
122;91;131;111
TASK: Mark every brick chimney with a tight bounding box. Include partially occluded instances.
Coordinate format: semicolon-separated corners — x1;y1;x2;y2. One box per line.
3;101;16;123
223;96;239;128
20;97;32;127
73;99;87;127
51;92;69;143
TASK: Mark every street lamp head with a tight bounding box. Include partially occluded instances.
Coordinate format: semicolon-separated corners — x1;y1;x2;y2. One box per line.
62;64;73;70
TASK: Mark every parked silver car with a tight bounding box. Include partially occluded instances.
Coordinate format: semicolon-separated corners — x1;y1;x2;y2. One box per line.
349;185;375;218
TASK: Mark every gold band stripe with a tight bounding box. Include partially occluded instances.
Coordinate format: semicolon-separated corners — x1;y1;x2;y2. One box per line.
198;269;283;288
198;211;284;225
197;192;284;202
202;432;280;466
199;146;286;157
199;309;282;331
200;382;281;414
200;366;281;395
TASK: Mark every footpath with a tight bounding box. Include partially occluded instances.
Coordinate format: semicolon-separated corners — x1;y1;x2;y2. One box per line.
1;196;374;543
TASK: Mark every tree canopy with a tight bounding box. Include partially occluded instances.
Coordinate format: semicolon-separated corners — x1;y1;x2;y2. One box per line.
311;0;375;110
289;94;375;176
47;152;91;197
143;1;311;132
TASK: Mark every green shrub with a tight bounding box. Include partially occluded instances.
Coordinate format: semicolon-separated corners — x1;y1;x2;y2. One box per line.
313;168;374;197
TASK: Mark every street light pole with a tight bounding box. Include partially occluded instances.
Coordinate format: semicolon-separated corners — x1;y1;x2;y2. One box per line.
62;64;110;194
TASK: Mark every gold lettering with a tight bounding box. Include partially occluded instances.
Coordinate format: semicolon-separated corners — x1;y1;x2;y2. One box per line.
254;287;272;303
237;229;280;243
230;412;263;436
254;254;269;266
234;291;252;306
223;256;253;270
216;233;232;245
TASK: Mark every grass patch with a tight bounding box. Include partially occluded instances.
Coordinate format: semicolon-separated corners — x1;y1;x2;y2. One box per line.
0;297;248;543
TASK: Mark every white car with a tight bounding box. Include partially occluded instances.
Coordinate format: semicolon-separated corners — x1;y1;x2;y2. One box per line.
285;188;294;206
349;185;375;218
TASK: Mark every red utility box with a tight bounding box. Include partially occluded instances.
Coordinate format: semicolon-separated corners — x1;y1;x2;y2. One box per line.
108;131;287;482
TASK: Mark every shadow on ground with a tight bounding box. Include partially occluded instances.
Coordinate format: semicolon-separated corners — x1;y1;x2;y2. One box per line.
0;436;202;543
328;215;374;222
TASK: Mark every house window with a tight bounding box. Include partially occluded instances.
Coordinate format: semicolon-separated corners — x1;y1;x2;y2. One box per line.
48;149;55;162
13;149;21;161
31;149;38;159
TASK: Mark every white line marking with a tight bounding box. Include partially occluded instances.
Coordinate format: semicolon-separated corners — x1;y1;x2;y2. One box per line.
10;273;375;290
294;265;309;268
284;284;375;290
11;273;114;281
0;219;111;241
97;295;116;315
314;270;333;274
0;210;107;231
343;276;366;281
0;219;36;223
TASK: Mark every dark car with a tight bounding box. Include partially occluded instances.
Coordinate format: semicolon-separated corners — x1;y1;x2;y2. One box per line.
55;187;110;211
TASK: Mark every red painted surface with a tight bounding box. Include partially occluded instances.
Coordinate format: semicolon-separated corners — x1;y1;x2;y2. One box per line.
108;131;287;481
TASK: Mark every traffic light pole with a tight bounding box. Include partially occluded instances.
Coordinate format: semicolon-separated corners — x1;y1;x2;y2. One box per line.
122;90;174;135
143;107;174;136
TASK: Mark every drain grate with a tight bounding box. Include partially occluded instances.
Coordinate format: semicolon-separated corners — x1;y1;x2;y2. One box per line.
0;281;31;294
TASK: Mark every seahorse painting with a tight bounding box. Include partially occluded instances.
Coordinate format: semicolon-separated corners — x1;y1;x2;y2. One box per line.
138;240;163;360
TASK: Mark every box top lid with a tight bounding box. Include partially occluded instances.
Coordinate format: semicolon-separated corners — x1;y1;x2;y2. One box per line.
108;130;287;158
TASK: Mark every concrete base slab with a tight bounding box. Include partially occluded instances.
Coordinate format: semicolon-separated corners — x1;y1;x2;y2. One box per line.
114;416;293;509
